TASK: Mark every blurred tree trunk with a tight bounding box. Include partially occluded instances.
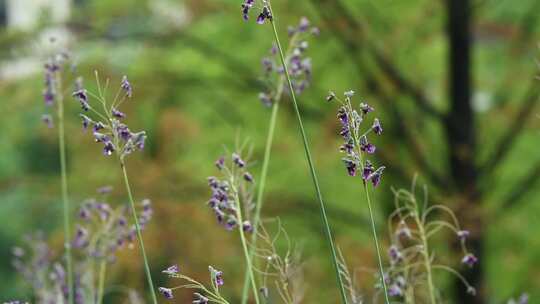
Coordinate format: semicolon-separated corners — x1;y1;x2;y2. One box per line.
445;0;484;303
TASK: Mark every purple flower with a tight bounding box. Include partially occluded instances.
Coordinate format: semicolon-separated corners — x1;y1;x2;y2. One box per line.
193;293;209;304
41;114;54;129
362;160;374;180
462;253;478;267
158;287;174;299
93;121;105;132
372;118;383;135
359;102;374;114
457;230;470;241
112;108;125;119
256;6;272;24
121;75;132;98
388;284;403;297
241;0;254;21
368;166;385;187
43;89;55;106
243;172;254;182
359;135;376;154
73;89;88;102
162;264;179;276
73;226;89;248
103;141;115;156
242;221;253;233
298;17;310;32
388;245;402;263
80;114;92;130
212;267;224;286
215;156;225;170
259;92;273;107
232;153;245;168
343;158;357;177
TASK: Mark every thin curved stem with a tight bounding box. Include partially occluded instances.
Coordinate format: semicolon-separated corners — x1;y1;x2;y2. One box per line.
96;261;107;304
241;99;280;304
268;8;348;304
56;73;74;304
120;161;158;304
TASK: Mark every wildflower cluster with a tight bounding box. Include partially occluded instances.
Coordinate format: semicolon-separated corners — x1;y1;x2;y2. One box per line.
73;187;153;262
241;0;272;24
158;264;230;303
258;17;318;107
327;90;385;187
383;186;477;300
207;151;255;232
11;233;87;304
73;74;146;159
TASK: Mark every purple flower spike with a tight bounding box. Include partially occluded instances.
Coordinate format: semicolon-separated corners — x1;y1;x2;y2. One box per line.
372;118;383;135
162;264;180;276
158;287;174;299
121;75;132;98
462;253;478;267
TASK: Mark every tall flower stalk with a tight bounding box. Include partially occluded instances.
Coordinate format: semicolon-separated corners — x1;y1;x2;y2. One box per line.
73;72;157;303
240;1;348;302
241;16;318;304
327;91;390;303
41;51;75;304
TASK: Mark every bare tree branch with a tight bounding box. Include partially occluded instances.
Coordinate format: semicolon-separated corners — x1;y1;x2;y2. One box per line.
480;79;539;176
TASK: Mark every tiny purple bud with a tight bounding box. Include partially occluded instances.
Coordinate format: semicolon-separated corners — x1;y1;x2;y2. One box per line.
41;114;54;129
457;230;470;241
215;156;225;170
242;221;253;233
372;118;383;135
158;287;174;299
462;253;478;267
121;75;132;98
243;172;254;182
360;103;374;114
162;264;180;276
112;108;126;118
232;153;245;168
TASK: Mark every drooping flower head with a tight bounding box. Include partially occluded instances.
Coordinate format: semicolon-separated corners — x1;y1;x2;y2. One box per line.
328;90;386;187
241;0;271;24
258;17;319;107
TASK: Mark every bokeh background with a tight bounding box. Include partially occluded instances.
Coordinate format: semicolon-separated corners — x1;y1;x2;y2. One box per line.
0;0;539;303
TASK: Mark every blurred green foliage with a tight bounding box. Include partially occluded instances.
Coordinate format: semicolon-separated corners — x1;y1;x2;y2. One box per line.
0;0;539;302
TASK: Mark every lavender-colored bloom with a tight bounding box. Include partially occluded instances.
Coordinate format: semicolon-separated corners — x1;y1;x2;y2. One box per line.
213;268;224;286
259;92;273;107
80;114;92;130
41;114;54;129
344;90;355;98
112;108;126;119
298;17;310;32
372;118;383;135
162;264;179;276
121;75;132;98
232;153;245;168
93;121;105;132
158;287;174;299
359;135;376;154
243;172;254;182
457;230;470;241
396;221;412;238
462;253;478;267
388;284;403;297
132;131;147;150
241;0;254;21
343;158;357;177
215;156;225;170
43;89;55;106
388;245;402;263
73;226;89;248
362;160;374;180
193;292;209;304
256;6;272;24
359;102;374;114
103;141;115;156
369;166;385;187
242;221;253;233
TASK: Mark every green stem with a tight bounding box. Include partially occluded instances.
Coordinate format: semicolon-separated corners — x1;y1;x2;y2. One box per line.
415;212;437;304
241;99;280;304
362;184;391;304
96;261;107;304
234;187;261;304
268;9;348;304
120;161;158;304
57;74;74;304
